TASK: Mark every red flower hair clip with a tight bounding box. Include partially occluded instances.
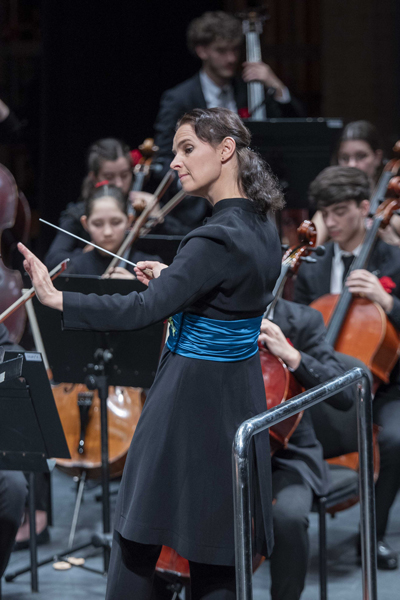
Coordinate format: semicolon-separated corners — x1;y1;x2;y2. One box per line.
379;276;396;294
95;180;110;188
130;149;143;167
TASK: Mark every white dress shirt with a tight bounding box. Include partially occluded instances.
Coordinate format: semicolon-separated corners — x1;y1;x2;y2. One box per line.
330;243;362;294
199;70;291;114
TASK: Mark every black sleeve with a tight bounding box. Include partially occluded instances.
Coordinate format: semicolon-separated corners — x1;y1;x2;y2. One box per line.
292;309;353;410
276;96;305;118
386;295;400;330
293;269;313;305
62;234;232;332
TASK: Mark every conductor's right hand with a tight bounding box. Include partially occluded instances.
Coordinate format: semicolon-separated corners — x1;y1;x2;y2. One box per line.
135;261;168;286
18;243;63;311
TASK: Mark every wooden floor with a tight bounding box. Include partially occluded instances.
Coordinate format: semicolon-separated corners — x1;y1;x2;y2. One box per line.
3;468;400;599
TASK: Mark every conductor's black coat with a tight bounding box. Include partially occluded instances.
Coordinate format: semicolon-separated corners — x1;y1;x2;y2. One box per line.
62;198;281;565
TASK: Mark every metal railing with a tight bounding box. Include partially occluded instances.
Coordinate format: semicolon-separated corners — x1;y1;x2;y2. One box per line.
232;367;376;600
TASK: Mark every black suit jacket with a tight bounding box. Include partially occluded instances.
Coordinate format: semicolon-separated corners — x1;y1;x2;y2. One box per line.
273;299;353;409
270;299;353;495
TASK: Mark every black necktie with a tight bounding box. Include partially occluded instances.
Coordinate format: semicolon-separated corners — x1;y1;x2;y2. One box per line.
342;255;354;284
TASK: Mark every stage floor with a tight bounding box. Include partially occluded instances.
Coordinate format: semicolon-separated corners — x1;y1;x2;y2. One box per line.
3;468;400;599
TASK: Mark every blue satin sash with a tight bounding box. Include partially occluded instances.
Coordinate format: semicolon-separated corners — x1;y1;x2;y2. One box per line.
166;312;262;362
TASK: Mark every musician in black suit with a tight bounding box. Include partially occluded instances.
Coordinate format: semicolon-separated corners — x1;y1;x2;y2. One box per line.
294;166;400;570
259;298;352;600
153;11;304;234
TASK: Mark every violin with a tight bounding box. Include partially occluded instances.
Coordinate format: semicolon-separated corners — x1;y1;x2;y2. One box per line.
311;177;400;387
132;139;159;191
0;163;31;343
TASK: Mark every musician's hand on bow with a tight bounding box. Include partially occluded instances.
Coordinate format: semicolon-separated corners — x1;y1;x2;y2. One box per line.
129;191;155;214
346;269;394;313
259;319;301;370
18;243;63;311
242;62;286;99
135;261;168;286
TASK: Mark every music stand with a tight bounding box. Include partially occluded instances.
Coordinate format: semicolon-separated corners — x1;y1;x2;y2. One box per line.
31;275;165;573
0;350;70;593
246;118;343;209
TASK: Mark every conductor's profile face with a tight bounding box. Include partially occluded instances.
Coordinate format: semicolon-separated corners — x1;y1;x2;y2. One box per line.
171;125;223;198
195;40;241;80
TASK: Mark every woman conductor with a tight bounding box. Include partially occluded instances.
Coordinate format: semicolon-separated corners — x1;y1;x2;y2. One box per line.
19;108;283;599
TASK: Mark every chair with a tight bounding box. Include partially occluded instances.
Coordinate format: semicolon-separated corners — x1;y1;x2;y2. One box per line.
310;354;378;600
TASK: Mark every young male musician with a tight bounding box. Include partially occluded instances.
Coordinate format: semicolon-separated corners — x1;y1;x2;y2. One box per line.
295;165;400;569
259;298;353;600
153;10;304;234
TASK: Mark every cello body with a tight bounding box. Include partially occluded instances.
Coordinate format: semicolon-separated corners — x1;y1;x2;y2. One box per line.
311;294;400;385
258;345;304;453
53;384;144;479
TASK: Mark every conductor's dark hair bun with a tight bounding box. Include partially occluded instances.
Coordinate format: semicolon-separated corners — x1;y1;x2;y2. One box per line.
176;108;285;215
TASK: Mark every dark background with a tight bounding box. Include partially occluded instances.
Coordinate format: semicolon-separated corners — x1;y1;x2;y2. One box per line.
1;0;400;255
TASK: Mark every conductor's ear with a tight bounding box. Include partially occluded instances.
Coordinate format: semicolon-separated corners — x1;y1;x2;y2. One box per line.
80;215;89;231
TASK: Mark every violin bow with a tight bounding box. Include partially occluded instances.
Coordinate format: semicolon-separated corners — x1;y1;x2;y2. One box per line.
0;259;69;324
139;189;187;236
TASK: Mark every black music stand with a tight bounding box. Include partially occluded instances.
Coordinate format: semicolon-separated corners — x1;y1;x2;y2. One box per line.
246;118;343;209
0;350;70;593
31;276;165;573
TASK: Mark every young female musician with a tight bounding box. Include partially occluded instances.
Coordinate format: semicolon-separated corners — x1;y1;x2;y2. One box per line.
19;107;284;599
45;138;153;270
66;182;160;277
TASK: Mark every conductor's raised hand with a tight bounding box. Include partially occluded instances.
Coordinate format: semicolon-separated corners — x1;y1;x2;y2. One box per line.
134;261;168;286
18;243;63;311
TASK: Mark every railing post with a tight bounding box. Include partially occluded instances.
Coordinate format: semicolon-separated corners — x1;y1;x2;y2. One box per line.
233;368;377;600
232;422;254;600
357;375;377;600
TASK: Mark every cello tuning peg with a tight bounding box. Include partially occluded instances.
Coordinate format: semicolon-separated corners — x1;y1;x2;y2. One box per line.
300;256;317;263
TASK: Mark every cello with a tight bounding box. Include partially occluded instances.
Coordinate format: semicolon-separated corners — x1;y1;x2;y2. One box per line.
0;163;30;343
261;220;324;452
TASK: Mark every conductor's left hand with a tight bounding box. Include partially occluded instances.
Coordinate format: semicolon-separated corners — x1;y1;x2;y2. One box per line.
18;243;63;311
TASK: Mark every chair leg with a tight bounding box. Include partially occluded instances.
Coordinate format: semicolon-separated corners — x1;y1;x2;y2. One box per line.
318;497;327;600
45;471;53;527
